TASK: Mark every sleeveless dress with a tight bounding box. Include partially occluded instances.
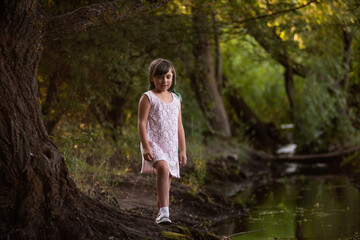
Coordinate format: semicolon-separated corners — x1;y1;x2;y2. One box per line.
140;90;181;178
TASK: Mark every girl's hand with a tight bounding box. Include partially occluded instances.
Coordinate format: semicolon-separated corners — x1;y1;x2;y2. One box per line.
143;148;154;162
179;152;187;167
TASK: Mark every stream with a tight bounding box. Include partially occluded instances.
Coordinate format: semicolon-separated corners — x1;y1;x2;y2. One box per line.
215;169;360;239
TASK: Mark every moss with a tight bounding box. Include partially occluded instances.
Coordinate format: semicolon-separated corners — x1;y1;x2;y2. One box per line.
161;225;220;240
161;231;192;240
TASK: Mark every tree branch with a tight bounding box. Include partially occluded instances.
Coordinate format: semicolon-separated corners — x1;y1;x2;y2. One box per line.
245;23;309;77
45;0;169;42
233;0;320;24
227;1;317;77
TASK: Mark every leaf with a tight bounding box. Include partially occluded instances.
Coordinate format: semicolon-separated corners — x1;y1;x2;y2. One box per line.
140;0;151;10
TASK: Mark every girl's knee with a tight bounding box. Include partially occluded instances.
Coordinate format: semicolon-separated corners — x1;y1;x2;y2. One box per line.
155;161;169;174
159;164;170;175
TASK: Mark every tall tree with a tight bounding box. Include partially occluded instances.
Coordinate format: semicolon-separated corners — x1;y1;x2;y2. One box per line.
190;1;231;138
243;20;308;114
0;0;168;238
227;88;280;150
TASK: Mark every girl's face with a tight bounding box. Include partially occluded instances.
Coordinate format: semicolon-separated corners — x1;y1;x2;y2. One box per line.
151;69;173;92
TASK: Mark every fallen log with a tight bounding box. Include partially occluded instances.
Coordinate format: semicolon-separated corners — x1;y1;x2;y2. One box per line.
272;146;360;164
242;145;360;165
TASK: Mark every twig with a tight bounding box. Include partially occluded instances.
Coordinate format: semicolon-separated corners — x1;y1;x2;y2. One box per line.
228;229;266;238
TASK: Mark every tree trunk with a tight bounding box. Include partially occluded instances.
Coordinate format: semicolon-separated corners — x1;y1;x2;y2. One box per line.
284;57;295;116
348;82;360;129
89;90;127;141
211;1;223;90
191;4;231;138
41;70;65;135
340;27;352;91
0;2;79;237
0;1;169;238
227;89;280;151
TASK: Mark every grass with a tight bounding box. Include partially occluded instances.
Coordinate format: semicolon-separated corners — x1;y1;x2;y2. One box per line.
54;125;138;197
53;119;246;199
181;136;210;194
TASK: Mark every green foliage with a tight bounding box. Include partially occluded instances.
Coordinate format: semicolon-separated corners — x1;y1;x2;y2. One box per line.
293;60;357;152
222;35;289;125
58;131;96;171
178;74;209;138
39;0;360;168
341;151;360;173
39;20;150;132
140;0;151;10
182;134;208;194
221;0;360;151
54;120;140;193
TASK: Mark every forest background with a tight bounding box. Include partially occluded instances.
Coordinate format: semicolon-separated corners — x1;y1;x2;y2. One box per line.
38;0;360;188
2;0;360;238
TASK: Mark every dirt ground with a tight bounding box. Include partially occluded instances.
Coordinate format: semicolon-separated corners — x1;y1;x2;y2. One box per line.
85;147;284;239
89;172;242;239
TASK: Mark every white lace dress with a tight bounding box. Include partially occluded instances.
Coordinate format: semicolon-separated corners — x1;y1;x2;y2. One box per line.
140;90;181;178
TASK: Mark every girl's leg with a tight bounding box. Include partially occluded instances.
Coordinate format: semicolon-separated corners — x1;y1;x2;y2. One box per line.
154;161;170;208
157;175;172;210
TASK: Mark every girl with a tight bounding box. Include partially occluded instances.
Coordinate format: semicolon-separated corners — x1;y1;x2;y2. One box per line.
138;58;187;224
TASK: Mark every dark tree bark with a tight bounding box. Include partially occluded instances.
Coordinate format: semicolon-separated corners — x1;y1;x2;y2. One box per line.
211;1;223;90
340;27;359;129
284;57;295;114
191;3;231;138
340;27;353;91
348;82;360;129
0;0;168;239
42;72;60;134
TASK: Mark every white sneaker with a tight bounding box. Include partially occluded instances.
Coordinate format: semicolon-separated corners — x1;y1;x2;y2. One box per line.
155;212;172;224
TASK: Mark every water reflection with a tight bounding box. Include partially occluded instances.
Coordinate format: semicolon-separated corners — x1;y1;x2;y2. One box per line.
216;175;360;240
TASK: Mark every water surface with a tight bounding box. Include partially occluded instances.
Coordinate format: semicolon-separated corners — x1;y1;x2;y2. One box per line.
216;175;360;240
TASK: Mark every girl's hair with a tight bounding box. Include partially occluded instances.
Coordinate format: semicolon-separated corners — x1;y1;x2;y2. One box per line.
148;58;182;100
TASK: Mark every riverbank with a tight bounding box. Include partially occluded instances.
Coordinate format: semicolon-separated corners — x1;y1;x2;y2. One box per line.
80;146;287;239
73;142;360;239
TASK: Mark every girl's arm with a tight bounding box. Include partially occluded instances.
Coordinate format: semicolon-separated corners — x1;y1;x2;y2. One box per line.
138;95;153;161
178;104;187;167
